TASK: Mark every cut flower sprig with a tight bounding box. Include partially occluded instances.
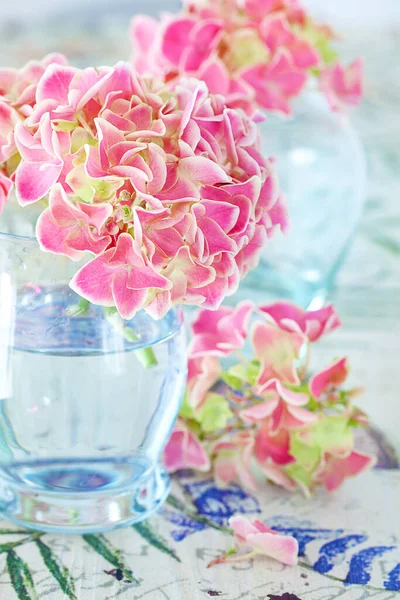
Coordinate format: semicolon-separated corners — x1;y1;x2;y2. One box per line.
165;300;376;495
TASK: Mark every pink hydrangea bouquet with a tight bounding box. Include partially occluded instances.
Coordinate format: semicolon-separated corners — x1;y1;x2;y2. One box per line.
165;300;376;494
131;0;363;115
0;56;286;319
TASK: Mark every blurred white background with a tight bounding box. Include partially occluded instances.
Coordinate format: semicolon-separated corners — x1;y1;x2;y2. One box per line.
0;0;399;25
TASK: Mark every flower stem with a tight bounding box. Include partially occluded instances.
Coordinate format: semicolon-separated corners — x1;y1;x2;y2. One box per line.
207;550;258;568
66;297;91;317
166;493;233;534
104;307;158;368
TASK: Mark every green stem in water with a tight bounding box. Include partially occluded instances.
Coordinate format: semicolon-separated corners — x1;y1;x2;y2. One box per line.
103;308;158;368
65;298;91;318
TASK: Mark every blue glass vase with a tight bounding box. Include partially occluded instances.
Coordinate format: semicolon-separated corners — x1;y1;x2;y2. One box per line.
0;202;187;533
241;92;367;308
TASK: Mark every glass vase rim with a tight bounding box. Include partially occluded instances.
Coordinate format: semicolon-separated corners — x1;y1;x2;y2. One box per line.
0;227;39;246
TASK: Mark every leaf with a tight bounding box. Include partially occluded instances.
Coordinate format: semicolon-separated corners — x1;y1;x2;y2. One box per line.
179;392;196;420
196;394;233;433
0;532;43;554
228;360;260;387
132;521;181;562
65;297;90;318
221;373;244;391
285;463;313;492
0;530;32;535
7;550;38;600
35;540;76;600
83;534;139;584
371;234;400;255
308;416;353;454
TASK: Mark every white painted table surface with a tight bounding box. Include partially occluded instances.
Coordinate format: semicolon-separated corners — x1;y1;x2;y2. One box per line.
0;6;399;600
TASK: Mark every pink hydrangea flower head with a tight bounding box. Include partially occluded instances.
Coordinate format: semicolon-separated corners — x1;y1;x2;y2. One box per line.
131;0;362;115
7;61;283;318
164;419;210;472
229;516;299;566
260;301;342;342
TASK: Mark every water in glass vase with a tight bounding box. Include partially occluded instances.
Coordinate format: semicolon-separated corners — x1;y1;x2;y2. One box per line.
0;281;186;533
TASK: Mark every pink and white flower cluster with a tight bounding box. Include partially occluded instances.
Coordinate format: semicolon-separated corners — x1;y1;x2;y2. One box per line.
0;57;286;319
0;54;69;213
131;0;363;115
165;300;375;494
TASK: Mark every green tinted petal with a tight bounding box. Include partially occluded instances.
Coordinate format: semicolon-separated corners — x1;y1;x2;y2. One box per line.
285;463;313;491
290;433;321;471
221;372;245;391
197;394;233;433
179;391;196;420
309;415;353;453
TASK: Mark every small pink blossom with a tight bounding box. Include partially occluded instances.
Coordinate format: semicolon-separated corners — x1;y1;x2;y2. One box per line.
261;15;320;69
320;59;363;111
260;301;341;342
131;15;170;79
0;53;68;111
258;459;297;491
229;516;299;566
70;232;172;320
208;515;298;567
240;52;307;115
255;423;293;466
252;321;305;385
187;355;221;409
14;113;67;205
213;431;257;490
309;358;348;400
315;450;376;491
0;171;13;215
161;17;223;73
242;378;316;431
0;101;21;163
164;419;210;472
36;184;112;260
190;301;254;357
